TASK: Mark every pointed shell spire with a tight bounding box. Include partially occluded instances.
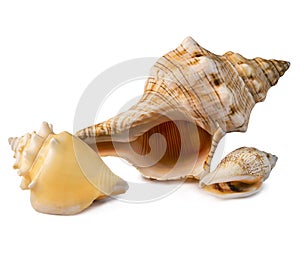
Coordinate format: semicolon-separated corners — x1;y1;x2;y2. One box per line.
225;51;290;103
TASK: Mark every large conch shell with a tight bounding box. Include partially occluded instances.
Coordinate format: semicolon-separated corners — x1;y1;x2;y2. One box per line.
200;147;277;198
76;36;289;181
8;122;128;215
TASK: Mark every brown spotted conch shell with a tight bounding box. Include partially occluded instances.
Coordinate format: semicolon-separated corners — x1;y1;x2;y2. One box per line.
200;147;277;198
76;36;289;182
8;122;128;215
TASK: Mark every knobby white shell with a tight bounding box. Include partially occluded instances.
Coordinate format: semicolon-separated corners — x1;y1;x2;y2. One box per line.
76;36;289;181
200;147;277;198
8;122;128;215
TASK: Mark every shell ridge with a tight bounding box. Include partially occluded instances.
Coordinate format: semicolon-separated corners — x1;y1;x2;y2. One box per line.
162;58;215;131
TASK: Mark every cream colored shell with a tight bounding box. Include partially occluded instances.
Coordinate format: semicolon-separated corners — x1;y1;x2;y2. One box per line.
9;122;128;215
200;147;277;198
76;37;289;181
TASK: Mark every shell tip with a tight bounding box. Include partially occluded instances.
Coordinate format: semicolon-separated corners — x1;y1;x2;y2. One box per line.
262;150;278;170
271;59;290;77
8;137;19;151
268;154;278;169
8;137;13;145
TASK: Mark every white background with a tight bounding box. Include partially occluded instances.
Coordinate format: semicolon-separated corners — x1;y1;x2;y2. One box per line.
0;0;299;256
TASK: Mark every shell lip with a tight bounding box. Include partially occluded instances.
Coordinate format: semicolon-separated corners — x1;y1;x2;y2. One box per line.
200;174;264;199
204;186;263;199
200;174;261;187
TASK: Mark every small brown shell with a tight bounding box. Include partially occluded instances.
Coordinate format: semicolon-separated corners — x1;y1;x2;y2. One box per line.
200;147;277;198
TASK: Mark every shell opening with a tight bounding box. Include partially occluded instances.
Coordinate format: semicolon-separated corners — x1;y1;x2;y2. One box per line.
202;177;263;198
95;118;213;180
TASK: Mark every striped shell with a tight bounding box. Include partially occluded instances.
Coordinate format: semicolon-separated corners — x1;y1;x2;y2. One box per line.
8;122;128;215
200;147;277;198
76;36;289;181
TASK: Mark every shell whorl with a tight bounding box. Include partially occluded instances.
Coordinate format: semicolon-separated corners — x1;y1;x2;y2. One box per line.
225;52;290;103
8;122;54;188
